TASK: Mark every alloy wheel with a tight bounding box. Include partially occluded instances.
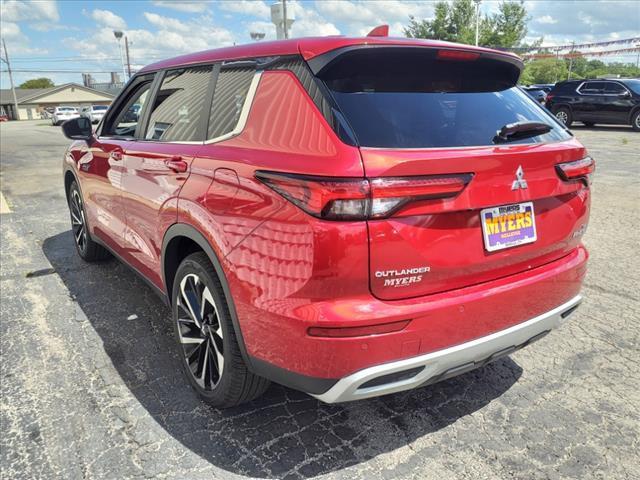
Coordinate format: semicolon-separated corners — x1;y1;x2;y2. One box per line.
70;190;87;252
176;273;224;390
635;114;640;129
556;110;568;124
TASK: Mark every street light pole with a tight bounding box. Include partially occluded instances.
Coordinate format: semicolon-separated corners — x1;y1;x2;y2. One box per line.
113;30;127;82
474;0;481;46
124;36;132;79
1;38;20;120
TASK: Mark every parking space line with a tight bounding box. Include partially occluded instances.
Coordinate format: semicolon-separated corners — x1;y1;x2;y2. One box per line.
0;191;11;214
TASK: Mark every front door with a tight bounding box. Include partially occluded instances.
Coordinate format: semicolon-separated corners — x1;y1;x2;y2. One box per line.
87;73;157;255
575;81;606;123
120;65;214;289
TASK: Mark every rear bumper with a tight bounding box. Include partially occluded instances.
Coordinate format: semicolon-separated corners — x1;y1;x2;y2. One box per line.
242;245;587;382
312;295;581;403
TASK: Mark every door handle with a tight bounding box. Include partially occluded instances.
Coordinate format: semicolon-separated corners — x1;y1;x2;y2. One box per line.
109;150;123;161
165;156;188;173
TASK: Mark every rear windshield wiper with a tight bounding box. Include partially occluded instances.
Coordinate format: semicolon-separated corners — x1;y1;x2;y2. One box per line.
493;121;552;144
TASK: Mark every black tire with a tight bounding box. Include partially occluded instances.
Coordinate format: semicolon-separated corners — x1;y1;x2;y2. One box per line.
631;110;640;132
554;106;573;127
68;181;110;261
172;252;270;408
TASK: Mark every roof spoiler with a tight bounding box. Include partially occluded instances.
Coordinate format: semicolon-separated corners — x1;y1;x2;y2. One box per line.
367;25;389;37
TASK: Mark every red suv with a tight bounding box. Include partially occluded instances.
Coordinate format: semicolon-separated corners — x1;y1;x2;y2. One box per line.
61;34;591;407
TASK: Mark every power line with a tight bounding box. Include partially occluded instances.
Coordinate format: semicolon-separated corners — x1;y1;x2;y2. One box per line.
1;69;137;73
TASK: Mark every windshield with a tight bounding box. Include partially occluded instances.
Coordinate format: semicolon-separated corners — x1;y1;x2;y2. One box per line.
320;48;570;148
58;107;76;112
624;79;640;94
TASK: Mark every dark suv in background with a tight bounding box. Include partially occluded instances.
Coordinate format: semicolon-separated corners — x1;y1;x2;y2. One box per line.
546;78;640;130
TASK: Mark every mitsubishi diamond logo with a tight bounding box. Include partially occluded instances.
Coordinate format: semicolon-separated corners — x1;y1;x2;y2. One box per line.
511;165;528;190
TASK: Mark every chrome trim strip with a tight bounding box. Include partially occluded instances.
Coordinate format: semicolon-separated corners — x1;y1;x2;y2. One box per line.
311;295;582;403
99;71;264;146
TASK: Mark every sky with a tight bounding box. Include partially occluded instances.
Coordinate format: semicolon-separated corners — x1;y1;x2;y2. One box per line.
1;0;639;88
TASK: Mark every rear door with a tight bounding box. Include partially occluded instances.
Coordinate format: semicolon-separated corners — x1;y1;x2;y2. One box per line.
316;47;590;300
120;65;214;287
602;81;633;123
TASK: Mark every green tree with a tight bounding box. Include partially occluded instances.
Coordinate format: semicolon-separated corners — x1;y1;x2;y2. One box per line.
19;78;54;89
405;0;531;48
521;58;568;84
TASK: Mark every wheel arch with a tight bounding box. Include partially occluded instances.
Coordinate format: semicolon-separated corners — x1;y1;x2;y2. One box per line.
161;223;253;368
628;105;640;123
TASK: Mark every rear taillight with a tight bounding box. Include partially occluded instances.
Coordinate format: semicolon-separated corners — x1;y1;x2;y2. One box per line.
256;171;472;221
556;156;595;185
546;93;555;103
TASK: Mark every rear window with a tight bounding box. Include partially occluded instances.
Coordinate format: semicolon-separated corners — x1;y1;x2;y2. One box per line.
319;48;570;148
93;105;108;111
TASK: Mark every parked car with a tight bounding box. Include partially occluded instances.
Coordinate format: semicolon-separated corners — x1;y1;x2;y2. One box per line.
51;106;80;126
40;107;55;119
80;105;109;124
522;86;548;104
531;83;555;94
122;103;141;123
61;33;591;408
546;78;640;130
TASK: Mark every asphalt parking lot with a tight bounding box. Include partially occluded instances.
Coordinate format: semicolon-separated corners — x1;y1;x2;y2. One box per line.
1;120;639;480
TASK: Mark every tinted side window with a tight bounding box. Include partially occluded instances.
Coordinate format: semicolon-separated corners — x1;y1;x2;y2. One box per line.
604;82;625;94
103;80;153;138
580;81;605;94
145;65;212;142
207;66;255;139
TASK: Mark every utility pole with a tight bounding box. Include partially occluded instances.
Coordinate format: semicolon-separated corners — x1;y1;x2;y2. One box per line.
473;0;481;46
282;0;289;39
124;36;131;79
1;38;20;121
567;41;575;80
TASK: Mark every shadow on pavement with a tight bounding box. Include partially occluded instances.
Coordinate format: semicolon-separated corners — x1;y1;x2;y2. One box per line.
43;230;522;479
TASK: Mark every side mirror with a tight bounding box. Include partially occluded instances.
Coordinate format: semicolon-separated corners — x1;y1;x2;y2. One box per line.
62;117;94;142
619;90;631;98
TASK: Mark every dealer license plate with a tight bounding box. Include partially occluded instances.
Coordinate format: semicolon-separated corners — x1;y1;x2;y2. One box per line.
481;202;537;252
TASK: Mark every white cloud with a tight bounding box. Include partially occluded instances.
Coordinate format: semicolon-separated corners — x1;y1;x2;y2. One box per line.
536;15;558;25
65;12;234;69
151;1;209;13
0;0;59;23
289;1;340;37
314;0;434;36
144;12;190;33
91;9;127;30
219;0;270;18
0;21;48;54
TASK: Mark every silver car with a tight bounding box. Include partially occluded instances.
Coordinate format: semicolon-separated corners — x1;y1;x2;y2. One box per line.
51;106;80;126
80;105;109;124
